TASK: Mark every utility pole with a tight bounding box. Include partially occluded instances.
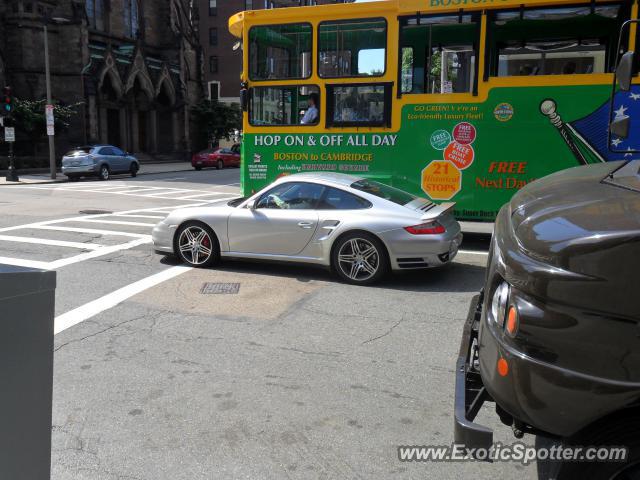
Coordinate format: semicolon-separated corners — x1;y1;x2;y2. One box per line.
43;22;56;180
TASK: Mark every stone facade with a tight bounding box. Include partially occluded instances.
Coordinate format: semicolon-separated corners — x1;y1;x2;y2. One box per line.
0;0;202;160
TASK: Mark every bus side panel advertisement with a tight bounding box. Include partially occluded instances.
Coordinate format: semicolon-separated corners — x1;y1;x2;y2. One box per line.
241;85;638;221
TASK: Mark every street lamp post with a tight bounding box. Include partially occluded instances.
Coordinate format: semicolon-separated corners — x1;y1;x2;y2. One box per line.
43;22;56;180
42;16;69;180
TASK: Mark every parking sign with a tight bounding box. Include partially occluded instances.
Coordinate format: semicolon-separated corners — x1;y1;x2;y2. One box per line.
4;127;15;142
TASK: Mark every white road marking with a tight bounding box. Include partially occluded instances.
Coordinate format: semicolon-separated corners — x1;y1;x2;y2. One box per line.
176;192;231;199
143;189;193;197
0;256;50;269
0;234;102;250
47;237;151;269
54;265;191;334
114;214;166;219
75;219;157;227
34;225;149;238
458;249;489;256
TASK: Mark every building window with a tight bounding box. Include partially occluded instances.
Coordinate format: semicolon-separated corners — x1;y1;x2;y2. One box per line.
124;0;139;38
209;56;219;74
208;82;220;100
245;0;253;10
209;0;216;16
85;0;105;30
249;23;312;80
319;18;387;78
209;28;218;46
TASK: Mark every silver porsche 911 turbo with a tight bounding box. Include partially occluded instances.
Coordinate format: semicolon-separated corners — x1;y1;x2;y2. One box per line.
152;172;462;285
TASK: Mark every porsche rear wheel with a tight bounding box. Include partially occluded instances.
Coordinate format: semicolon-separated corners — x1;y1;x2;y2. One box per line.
331;232;388;285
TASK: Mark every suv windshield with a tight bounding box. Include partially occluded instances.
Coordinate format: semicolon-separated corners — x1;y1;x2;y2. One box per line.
351;179;416;206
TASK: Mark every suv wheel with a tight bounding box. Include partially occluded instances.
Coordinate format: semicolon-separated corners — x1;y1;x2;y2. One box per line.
99;165;110;181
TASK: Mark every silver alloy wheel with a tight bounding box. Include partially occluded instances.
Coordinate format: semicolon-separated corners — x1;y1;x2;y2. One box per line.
100;165;109;180
337;238;379;282
178;225;213;265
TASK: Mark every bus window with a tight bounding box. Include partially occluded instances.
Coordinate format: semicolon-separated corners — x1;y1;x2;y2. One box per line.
400;14;478;94
249;85;320;126
326;83;391;127
319;18;387;78
249;23;312;80
489;5;625;77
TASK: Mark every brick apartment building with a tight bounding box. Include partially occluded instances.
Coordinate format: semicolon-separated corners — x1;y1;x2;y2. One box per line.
199;0;354;105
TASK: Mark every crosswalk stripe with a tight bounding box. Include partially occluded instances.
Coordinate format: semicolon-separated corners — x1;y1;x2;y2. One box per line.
0;234;103;250
76;219;157;227
33;225;150;238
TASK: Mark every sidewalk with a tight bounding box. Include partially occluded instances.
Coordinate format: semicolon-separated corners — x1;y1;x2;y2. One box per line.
0;161;194;185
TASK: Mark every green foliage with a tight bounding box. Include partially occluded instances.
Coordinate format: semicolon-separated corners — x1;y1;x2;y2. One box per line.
191;100;242;149
12;98;81;137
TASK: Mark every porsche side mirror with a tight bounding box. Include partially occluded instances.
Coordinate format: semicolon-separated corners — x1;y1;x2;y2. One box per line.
616;51;635;92
246;199;256;210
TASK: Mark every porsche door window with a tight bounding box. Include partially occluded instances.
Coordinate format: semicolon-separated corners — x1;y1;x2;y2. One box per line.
256;182;326;209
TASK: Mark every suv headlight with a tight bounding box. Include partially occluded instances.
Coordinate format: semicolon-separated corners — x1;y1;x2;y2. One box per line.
490;281;510;328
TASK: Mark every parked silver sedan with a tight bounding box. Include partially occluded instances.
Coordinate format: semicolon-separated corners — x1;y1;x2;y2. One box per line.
152;172;462;285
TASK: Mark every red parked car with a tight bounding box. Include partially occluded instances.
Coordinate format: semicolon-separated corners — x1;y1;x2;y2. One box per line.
191;144;240;171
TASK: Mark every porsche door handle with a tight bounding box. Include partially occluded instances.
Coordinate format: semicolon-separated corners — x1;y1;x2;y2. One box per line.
298;222;314;229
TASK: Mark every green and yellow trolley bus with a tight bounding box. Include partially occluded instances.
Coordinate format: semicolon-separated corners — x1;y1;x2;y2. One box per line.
229;0;639;221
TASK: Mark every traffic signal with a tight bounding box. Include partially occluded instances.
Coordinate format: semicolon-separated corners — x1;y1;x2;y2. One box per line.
2;86;13;116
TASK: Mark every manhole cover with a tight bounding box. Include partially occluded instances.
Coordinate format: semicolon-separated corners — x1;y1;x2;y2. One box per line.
200;282;240;295
79;209;113;214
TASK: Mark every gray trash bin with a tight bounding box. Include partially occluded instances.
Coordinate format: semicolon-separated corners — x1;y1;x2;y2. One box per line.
0;264;56;480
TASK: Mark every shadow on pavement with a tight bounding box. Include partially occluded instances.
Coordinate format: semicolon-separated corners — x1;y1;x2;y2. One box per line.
160;254;486;293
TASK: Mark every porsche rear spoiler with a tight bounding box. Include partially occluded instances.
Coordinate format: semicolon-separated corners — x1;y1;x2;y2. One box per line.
419;202;456;221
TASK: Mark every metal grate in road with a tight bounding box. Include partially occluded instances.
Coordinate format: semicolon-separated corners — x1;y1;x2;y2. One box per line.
200;282;241;295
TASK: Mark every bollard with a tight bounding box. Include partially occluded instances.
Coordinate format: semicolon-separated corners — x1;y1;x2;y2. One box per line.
0;265;56;480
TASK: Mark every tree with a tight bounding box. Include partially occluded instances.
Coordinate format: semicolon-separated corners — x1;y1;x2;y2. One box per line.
191;100;241;150
12;99;81;157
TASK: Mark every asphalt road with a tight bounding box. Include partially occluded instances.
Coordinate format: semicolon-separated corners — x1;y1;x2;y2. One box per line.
0;168;536;479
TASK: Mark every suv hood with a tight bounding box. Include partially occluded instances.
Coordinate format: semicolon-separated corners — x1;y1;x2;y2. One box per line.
509;161;640;269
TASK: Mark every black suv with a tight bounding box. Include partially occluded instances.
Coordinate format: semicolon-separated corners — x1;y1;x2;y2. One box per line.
455;26;640;479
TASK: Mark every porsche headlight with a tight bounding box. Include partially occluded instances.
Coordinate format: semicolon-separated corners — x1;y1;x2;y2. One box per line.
490;281;510;328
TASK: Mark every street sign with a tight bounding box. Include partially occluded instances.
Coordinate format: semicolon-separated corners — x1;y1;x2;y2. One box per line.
45;104;54;136
45;104;54;125
4;127;15;142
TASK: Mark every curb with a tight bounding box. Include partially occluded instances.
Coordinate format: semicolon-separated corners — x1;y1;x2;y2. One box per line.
0;166;196;186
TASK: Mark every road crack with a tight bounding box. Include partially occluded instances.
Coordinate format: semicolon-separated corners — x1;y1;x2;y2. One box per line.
361;317;404;345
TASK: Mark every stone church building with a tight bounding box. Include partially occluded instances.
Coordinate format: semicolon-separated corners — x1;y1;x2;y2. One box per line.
0;0;202;160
